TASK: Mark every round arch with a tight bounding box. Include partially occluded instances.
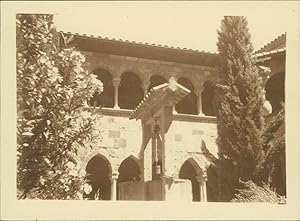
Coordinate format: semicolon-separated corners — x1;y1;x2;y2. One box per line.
89;68;114;108
84;154;112;200
119;72;144;109
175;77;197;115
179;158;202;201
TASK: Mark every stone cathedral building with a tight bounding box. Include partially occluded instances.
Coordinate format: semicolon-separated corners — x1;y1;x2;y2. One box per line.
61;32;286;201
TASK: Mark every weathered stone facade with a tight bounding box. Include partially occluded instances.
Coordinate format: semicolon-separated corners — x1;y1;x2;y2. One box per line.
64;32;285;201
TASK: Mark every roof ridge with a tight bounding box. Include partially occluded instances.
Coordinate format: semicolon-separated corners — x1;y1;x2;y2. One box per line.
62;31;218;55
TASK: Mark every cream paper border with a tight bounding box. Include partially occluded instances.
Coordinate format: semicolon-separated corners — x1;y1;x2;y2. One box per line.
1;1;300;220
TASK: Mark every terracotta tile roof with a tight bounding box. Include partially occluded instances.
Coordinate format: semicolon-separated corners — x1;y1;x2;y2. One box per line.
62;31;220;67
255;33;286;54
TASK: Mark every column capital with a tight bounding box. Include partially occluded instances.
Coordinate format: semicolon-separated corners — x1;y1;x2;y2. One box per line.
196;172;207;183
195;86;204;96
202;169;208;182
111;171;119;181
195;175;202;183
112;78;121;87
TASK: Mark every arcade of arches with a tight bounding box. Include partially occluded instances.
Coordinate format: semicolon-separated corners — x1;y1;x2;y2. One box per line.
89;69;216;116
84;154;213;201
84;155;142;200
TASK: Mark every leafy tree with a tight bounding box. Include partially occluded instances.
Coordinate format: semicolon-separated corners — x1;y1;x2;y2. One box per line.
16;14;103;199
256;104;286;195
232;180;285;203
215;16;266;200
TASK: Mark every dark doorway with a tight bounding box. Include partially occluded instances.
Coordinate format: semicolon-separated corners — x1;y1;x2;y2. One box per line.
85;155;111;200
179;160;200;201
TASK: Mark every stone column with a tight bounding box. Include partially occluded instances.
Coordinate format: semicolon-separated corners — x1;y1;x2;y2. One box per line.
112;78;120;109
110;171;119;200
196;175;204;202
196;87;204;116
196;171;208;202
202;171;208;202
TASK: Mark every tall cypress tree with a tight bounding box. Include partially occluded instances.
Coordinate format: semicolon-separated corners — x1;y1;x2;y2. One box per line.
215;16;265;200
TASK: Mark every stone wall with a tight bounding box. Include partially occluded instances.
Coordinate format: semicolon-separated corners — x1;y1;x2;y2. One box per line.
75;108;218;183
75;109;144;175
164;116;217;178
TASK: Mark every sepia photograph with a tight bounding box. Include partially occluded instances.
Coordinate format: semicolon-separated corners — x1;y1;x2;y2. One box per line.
1;1;300;220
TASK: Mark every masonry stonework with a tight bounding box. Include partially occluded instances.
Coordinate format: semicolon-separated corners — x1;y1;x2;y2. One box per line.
64;32;285;201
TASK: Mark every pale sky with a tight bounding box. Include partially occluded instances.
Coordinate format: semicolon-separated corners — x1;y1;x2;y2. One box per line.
53;2;288;53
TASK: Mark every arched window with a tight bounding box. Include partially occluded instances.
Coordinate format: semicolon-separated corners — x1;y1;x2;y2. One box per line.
119;72;144;109
148;75;167;92
179;159;200;201
175;78;197;115
85;155;112;200
89;69;114;108
265;72;285;113
202;80;216;116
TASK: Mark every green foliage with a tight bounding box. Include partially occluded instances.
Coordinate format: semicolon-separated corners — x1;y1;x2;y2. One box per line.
232;180;285;203
16;14;103;199
256;105;286;195
215;16;266;200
